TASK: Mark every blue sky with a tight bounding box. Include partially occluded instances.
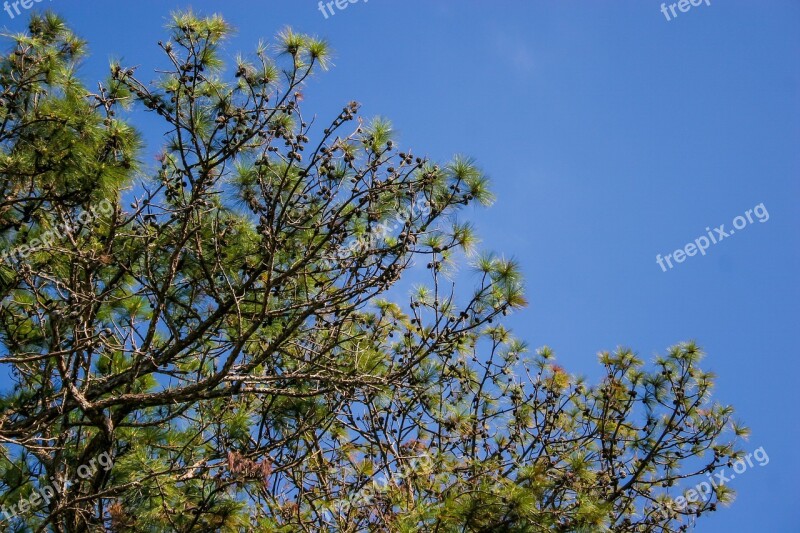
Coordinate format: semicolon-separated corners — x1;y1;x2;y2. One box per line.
3;0;798;530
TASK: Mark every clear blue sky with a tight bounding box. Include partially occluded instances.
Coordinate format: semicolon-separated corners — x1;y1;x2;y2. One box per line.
3;1;798;530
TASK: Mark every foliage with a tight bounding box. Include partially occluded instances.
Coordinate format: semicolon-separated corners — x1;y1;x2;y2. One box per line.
0;12;744;533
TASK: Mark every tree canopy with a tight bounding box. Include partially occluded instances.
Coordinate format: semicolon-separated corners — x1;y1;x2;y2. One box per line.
0;12;747;533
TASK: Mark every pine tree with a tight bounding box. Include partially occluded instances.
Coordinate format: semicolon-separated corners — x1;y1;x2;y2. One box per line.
0;11;746;533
